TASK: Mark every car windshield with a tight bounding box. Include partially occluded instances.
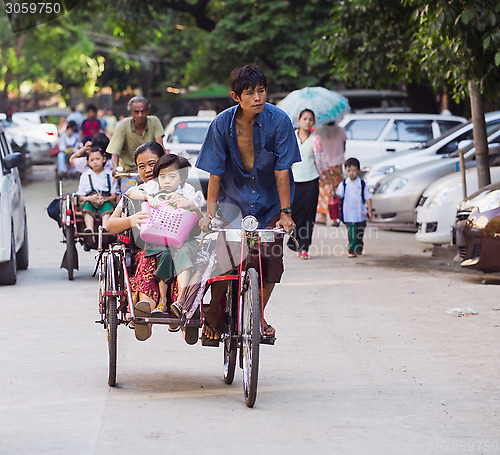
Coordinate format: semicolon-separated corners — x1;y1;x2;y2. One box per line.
167;121;211;144
0;120;20;129
412;120;472;150
448;125;500;158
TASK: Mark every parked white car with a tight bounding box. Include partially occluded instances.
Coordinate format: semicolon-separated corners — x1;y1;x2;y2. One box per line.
0;125;29;284
371;131;500;228
163;113;215;196
0;113;58;164
338;113;466;165
364;111;500;190
416;166;500;245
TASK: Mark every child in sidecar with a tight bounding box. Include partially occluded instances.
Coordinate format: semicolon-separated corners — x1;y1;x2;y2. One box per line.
76;146;118;247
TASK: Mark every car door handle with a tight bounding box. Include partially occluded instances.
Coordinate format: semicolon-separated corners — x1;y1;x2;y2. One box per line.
386;148;396;152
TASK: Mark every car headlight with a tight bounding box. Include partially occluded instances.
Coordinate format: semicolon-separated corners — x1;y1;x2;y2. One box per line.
476;190;500;213
376;177;408;194
427;182;461;208
369;165;397;179
460;189;500;213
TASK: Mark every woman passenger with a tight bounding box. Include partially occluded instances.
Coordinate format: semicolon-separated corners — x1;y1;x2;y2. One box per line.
106;142;165;340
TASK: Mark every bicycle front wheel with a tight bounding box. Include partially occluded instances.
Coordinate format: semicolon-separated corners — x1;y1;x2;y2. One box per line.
241;267;261;407
223;280;238;384
105;254;118;387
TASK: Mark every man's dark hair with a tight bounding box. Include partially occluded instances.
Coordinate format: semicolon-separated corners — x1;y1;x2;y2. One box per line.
86;104;97;113
345;157;361;169
231;64;267;98
153;153;191;184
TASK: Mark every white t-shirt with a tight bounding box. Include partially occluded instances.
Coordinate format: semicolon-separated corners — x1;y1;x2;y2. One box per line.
335;177;372;223
77;169;119;196
141;180;206;209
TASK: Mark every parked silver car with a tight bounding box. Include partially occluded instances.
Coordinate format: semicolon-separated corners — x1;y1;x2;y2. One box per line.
0;125;29;284
364;111;500;189
0;113;58;164
338;113;466;165
371;129;500;228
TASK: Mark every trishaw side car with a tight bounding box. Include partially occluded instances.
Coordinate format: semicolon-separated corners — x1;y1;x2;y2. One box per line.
57;173;138;280
96;215;292;407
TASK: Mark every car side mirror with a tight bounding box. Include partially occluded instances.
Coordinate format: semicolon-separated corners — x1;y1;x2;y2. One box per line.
458;139;473;150
3;152;24;170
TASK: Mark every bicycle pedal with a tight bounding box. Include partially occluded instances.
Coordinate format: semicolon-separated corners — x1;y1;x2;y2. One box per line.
260;335;276;345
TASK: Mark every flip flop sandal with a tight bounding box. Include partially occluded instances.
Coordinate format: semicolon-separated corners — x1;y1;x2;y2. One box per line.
134;301;152;341
201;322;221;347
170;302;183;318
261;324;276;345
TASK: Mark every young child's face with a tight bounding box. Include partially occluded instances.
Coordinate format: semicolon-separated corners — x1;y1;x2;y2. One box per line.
158;165;182;192
345;165;359;181
88;151;106;172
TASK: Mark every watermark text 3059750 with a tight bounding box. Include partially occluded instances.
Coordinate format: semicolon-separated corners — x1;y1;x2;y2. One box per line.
3;0;79;33
5;2;62;14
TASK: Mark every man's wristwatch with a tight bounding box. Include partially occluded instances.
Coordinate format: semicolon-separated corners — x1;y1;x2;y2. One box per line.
280;207;292;215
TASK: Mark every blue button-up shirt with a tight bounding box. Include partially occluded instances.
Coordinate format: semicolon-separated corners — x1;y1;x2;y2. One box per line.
196;103;301;228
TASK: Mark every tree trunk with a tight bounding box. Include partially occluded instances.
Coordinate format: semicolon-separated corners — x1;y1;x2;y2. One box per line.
469;80;490;188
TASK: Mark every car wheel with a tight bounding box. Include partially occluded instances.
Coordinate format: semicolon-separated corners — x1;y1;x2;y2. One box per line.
16;214;29;270
0;230;17;285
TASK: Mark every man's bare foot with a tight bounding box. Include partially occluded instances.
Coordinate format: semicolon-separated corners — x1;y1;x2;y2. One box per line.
202;306;221;340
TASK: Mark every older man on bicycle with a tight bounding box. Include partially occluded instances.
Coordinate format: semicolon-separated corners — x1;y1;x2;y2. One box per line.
196;64;300;343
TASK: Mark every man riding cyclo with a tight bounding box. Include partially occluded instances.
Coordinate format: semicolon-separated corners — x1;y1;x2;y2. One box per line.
196;64;300;345
107;96;164;175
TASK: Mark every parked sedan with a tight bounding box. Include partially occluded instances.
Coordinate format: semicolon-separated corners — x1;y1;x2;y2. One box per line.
371;138;500;228
416;166;500;244
339;112;466;165
453;182;500;272
0;125;29;284
0;114;58;164
364;111;500;189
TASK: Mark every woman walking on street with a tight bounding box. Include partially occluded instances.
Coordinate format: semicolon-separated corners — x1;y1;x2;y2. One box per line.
316;121;347;226
288;109;334;259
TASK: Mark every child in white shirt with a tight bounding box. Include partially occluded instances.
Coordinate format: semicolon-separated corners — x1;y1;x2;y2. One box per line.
76;147;119;239
335;157;372;258
127;153;205;318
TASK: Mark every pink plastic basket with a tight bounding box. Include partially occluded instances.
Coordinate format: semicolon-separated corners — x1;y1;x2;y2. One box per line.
139;201;199;248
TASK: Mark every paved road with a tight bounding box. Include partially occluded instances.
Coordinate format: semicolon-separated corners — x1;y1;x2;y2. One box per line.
1;166;499;455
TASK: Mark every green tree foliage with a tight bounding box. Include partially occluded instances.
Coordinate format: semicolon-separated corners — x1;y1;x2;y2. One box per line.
0;12;104;101
408;0;500;187
185;0;335;91
314;0;418;89
408;0;500;101
83;0;337;92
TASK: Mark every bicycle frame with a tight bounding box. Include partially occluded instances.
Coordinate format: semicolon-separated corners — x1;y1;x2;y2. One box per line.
207;220;285;337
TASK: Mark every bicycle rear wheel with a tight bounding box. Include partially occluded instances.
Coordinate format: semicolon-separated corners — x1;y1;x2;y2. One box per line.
241;267;261;407
65;225;75;281
223;280;238;384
